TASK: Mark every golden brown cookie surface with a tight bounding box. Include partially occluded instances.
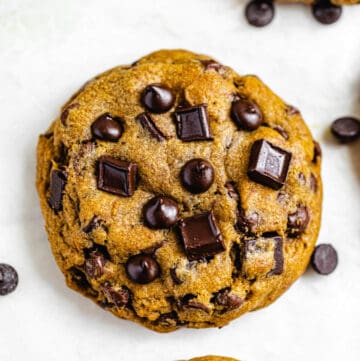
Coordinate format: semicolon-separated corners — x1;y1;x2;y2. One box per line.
36;49;322;332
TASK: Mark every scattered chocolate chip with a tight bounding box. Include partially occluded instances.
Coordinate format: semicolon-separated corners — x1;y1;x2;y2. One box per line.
180;159;215;194
141;84;175;114
141;240;168;255
0;264;18;296
155;311;181;327
126;254;160;284
231;98;263;131
170;267;183;285
178;210;225;261
49;169;67;212
136;112;166;142
180;294;210;313
287;205;310;237
230;243;242;276
245;0;275;27
174;104;213;141
248;139;292;190
91;113;123;142
83;216;102;233
225;181;239;200
68;267;91;291
298;172;306;185
84;249;107;279
313;140;322;163
143;196;179;229
331;117;360;143
286;105;300;116
312;0;342;25
309;173;318;192
270;237;284;275
101;284;130;307
311;244;338;275
273;125;289;140
237;208;259;234
54;143;69;165
199;59;224;72
212;289;243;312
43;131;54;139
97;156;137;197
60;103;80;126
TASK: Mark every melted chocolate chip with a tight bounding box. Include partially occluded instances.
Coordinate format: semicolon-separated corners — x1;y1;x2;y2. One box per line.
68;267;91;291
180;294;210;313
101;284;131;307
245;0;275;27
141;84;175;113
83;216;102;233
143;196;179;229
236;207;259;234
170;267;183;285
49;169;67;212
136;112;166;142
248;139;292;190
174;104;213;141
312;0;342;25
180;159;214;194
126;254;160;284
199;59;224;72
212;289;243;312
60;103;80;126
178;210;225;261
287;205;310;237
91;114;123;142
231;98;263;131
331;117;360;143
97;156;137;197
313;140;322;163
0;264;18;296
311;244;338;275
273;125;289;140
155;311;181;327
84;249;107;279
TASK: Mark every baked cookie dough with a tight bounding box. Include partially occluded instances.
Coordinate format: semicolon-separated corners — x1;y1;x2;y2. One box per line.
186;357;239;361
36;49;322;332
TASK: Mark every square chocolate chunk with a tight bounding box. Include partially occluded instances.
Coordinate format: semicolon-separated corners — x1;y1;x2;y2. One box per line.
97;156;137;197
179;210;225;261
248;139;292;190
174;104;213;141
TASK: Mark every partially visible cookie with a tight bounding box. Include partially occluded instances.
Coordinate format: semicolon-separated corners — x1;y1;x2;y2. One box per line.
186;357;240;361
36;49;322;332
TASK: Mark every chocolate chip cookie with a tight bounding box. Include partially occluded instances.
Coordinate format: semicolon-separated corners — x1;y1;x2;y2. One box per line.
186;357;240;361
36;49;322;332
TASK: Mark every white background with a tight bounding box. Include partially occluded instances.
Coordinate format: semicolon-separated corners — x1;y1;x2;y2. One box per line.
0;1;359;360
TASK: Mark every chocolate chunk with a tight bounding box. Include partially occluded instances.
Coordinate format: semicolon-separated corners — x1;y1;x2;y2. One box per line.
84;249;107;279
126;254;160;284
311;244;338;275
49;169;67;212
312;0;342;25
199;59;224;72
231;98;263;131
54;143;69;165
143;196;179;229
0;264;18;296
101;284;130;308
155;311;181;327
271;237;284;275
83;216;102;233
141;84;175;114
236;207;259;234
309;173;318;192
68;267;91;291
230;243;242;276
180;159;215;194
248;139;292;190
331;117;360;143
287;205;310;237
313;140;322;163
286;105;300;116
97;156;137;197
174;104;213;141
225;181;239;200
136;112;166;142
170;267;183;285
245;0;275;27
178;210;225;261
180;294;210;313
212;289;243;312
60;103;80;126
141;240;168;255
273;125;289;140
91;113;123;142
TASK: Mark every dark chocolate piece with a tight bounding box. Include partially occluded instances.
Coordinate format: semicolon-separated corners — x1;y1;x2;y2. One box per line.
231;98;263;131
236;207;259;234
178;210;225;261
174;104;213;141
91;113;123;142
170;267;183;285
309;173;318;192
141;84;175;114
141;240;168;255
126;254;160;284
245;0;275;28
83;216;102;233
136;112;166;142
273;125;289;140
248;139;292;190
0;264;18;296
180;159;214;194
286;105;300;116
199;59;224;72
312;0;342;25
311;244;338;275
101;284;130;307
313;140;322;163
213;289;243;312
331;117;360;143
180;294;210;313
60;103;80;126
287;205;310;237
49;169;67;212
225;181;239;200
84;249;107;279
97;156;137;197
143;196;179;229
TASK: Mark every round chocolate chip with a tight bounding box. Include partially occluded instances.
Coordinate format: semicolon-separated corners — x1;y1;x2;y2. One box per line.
231;99;263;131
245;0;275;28
126;254;160;284
141;84;175;114
331;117;360;143
287;205;310;237
181;159;215;194
311;244;338;275
312;0;342;25
143;196;179;229
0;263;18;296
91;114;123;142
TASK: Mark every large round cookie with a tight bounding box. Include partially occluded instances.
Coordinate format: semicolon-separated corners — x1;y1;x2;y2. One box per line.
36;49;322;332
186;357;240;361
